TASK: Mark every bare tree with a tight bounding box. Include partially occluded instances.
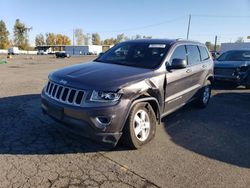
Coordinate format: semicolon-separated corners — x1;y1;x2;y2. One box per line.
84;33;91;45
74;29;84;45
235;37;244;43
35;33;45;46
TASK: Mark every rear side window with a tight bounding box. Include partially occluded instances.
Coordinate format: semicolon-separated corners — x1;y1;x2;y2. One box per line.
199;46;210;61
169;45;187;65
186;45;201;65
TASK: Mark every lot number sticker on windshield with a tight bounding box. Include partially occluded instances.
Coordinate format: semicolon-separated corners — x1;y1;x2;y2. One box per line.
149;44;166;48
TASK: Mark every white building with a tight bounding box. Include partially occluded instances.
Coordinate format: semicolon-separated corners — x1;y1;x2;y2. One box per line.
220;42;250;53
65;45;103;55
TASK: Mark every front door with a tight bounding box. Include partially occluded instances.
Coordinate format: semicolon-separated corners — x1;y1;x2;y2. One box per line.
164;45;193;113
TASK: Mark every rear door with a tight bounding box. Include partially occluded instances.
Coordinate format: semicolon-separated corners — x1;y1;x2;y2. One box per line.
185;45;204;94
198;45;212;84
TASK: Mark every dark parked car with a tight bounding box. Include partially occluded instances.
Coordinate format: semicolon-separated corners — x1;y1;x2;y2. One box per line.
41;39;214;149
55;51;70;58
214;50;250;88
210;50;220;60
37;50;48;55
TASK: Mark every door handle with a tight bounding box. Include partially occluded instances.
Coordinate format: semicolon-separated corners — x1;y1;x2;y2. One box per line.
186;69;192;73
202;65;207;68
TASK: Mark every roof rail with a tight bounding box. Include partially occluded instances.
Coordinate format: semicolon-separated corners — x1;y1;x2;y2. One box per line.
175;39;202;44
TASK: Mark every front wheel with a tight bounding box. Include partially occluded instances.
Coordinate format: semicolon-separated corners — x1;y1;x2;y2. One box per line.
195;80;211;108
121;102;156;149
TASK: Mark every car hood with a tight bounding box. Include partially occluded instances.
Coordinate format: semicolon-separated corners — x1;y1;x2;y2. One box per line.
214;60;250;68
49;61;156;91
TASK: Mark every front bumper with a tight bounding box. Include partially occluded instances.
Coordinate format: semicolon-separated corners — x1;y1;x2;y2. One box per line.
214;72;248;84
214;75;242;83
41;89;130;147
214;67;249;84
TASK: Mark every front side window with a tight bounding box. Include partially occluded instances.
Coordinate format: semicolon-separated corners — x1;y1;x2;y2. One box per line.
96;42;170;69
169;45;187;65
186;45;201;65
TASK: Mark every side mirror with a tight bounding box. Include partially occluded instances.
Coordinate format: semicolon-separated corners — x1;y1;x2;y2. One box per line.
168;58;187;69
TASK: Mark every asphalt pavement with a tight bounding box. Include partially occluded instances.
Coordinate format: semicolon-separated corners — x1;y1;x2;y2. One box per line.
0;55;249;188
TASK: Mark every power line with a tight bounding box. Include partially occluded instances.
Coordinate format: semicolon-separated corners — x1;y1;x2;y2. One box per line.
85;16;186;33
186;13;250;42
50;14;250;36
42;17;186;34
190;33;250;37
192;14;250;18
36;13;250;43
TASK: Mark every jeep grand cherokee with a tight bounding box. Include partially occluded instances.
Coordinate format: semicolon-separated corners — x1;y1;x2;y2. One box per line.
41;39;214;149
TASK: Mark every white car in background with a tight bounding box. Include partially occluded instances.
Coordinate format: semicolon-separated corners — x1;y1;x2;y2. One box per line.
8;47;19;55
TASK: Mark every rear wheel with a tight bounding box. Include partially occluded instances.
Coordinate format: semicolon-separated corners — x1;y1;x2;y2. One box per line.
121;102;156;149
195;80;211;108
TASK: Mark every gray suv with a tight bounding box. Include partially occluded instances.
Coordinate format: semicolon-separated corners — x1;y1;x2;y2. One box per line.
41;39;214;149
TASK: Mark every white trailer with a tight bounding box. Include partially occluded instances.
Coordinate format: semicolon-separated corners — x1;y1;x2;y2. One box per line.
220;43;250;53
88;45;102;55
8;47;20;55
65;45;103;56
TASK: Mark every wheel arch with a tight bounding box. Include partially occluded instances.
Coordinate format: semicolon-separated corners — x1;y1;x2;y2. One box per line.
205;74;214;85
122;97;161;132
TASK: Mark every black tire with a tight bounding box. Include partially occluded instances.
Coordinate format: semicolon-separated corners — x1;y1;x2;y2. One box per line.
121;102;157;149
245;75;250;89
195;80;211;108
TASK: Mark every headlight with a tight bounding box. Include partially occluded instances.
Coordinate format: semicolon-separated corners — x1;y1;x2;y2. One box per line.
90;90;121;102
239;66;248;72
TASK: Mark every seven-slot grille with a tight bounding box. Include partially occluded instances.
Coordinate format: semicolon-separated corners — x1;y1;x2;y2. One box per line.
214;68;236;76
45;81;84;106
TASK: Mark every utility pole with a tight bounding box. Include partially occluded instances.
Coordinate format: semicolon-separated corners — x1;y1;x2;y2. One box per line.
214;35;218;52
186;14;191;40
73;29;75;55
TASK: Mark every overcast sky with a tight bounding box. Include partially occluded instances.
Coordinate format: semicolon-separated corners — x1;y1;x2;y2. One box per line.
1;0;250;46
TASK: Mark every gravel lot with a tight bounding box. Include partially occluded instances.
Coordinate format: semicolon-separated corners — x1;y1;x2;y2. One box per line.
0;55;249;188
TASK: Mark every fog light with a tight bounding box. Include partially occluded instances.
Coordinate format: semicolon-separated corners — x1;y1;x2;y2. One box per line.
94;116;113;130
96;117;111;124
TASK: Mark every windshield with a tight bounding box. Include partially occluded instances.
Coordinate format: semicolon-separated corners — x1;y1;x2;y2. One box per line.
95;42;170;68
217;50;250;61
